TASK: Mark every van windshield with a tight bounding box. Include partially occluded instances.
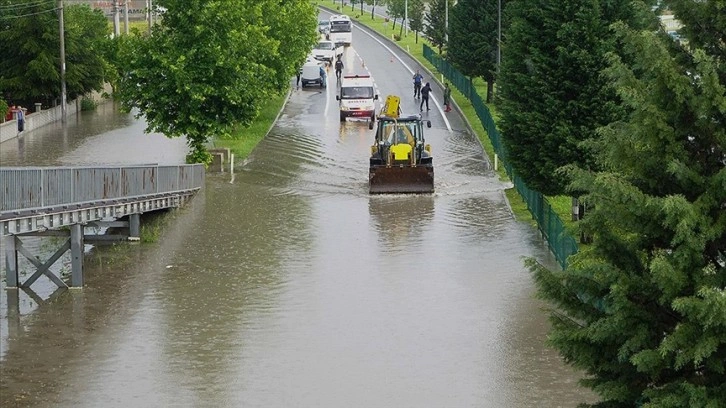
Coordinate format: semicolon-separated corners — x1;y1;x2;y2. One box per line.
341;86;373;99
315;42;333;50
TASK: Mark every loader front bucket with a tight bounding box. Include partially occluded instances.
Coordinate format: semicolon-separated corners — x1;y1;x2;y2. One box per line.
369;166;434;194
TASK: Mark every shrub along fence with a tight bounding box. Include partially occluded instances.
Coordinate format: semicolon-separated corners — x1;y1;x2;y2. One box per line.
423;45;578;269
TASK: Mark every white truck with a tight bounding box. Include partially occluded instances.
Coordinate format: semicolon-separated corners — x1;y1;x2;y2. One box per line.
336;74;378;125
312;40;343;65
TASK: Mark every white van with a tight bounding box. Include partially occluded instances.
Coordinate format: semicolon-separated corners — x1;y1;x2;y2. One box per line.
336;74;378;123
313;40;344;64
300;58;326;88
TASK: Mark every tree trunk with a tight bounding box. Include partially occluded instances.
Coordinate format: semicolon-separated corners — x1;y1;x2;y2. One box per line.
486;77;494;103
399;19;404;38
392;18;397;31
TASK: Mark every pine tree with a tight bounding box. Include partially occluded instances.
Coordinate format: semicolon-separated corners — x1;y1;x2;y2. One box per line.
423;0;451;54
498;0;640;196
530;3;726;405
448;0;502;102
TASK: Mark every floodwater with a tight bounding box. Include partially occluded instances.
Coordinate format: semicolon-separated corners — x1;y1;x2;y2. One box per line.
0;21;595;408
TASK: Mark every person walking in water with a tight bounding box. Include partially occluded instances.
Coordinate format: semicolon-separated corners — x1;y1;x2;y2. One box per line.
335;56;344;80
443;83;452;112
413;70;423;98
420;82;431;111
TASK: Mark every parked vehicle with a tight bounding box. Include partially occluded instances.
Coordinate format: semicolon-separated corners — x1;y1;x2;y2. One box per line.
312;40;343;64
300;58;326;88
318;20;330;37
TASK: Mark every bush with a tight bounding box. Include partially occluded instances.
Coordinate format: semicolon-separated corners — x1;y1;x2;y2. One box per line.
0;98;7;123
393;34;401;41
80;97;98;111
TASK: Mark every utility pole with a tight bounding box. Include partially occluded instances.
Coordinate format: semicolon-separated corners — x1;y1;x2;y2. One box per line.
58;0;67;123
497;0;501;71
445;0;448;43
405;0;408;36
124;0;129;35
113;0;119;37
147;0;152;32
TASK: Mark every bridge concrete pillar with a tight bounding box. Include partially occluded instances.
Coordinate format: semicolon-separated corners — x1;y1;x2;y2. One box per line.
70;224;84;287
4;235;19;288
129;213;140;240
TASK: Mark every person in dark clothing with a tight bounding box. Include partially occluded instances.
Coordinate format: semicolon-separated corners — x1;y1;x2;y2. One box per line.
335;57;344;80
413;70;423;98
420;82;431;111
296;69;301;87
443;83;452;112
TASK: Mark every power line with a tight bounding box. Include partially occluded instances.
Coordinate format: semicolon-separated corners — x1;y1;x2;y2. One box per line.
0;1;52;10
0;7;59;20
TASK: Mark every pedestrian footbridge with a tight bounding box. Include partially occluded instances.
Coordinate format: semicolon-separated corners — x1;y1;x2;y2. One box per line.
1;164;205;289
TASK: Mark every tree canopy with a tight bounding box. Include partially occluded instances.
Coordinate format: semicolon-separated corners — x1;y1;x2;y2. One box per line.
117;0;317;163
497;0;646;196
530;2;726;406
407;0;426;43
423;0;451;54
448;0;503;102
0;0;110;107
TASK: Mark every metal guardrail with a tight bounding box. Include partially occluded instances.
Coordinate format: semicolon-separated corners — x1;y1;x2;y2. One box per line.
0;164;205;214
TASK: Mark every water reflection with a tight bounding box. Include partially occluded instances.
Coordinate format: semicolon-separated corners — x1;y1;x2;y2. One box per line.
368;195;435;254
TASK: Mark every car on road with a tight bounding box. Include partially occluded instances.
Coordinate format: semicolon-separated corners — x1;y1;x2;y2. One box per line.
318;20;330;36
312;40;343;65
300;57;326;88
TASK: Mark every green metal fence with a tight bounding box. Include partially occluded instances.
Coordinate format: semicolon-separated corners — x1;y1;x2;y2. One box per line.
424;44;578;269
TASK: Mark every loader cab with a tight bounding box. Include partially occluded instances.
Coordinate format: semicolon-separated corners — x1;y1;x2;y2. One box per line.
369;114;435;194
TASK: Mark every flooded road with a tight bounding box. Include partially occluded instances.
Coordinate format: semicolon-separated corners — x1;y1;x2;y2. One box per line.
0;19;593;408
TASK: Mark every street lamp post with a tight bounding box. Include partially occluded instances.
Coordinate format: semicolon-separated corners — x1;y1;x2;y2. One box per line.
445;0;448;43
405;0;408;36
57;0;67;123
497;0;501;70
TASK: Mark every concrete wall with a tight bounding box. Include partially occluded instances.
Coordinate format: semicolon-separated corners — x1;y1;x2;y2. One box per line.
1;84;113;144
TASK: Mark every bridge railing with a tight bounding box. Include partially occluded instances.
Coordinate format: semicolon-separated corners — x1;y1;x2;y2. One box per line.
0;164;205;213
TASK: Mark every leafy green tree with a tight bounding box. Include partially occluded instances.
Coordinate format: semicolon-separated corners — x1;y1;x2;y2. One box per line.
530;13;726;408
0;0;110;106
385;0;405;32
0;98;8;122
364;0;378;20
63;5;112;100
407;0;425;43
423;0;451;54
448;0;504;103
498;0;644;196
117;0;317;164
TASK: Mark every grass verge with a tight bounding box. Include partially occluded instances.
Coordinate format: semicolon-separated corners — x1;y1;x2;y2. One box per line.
212;91;288;161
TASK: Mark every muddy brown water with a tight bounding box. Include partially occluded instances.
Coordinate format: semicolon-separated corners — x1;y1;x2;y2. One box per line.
0;29;595;408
